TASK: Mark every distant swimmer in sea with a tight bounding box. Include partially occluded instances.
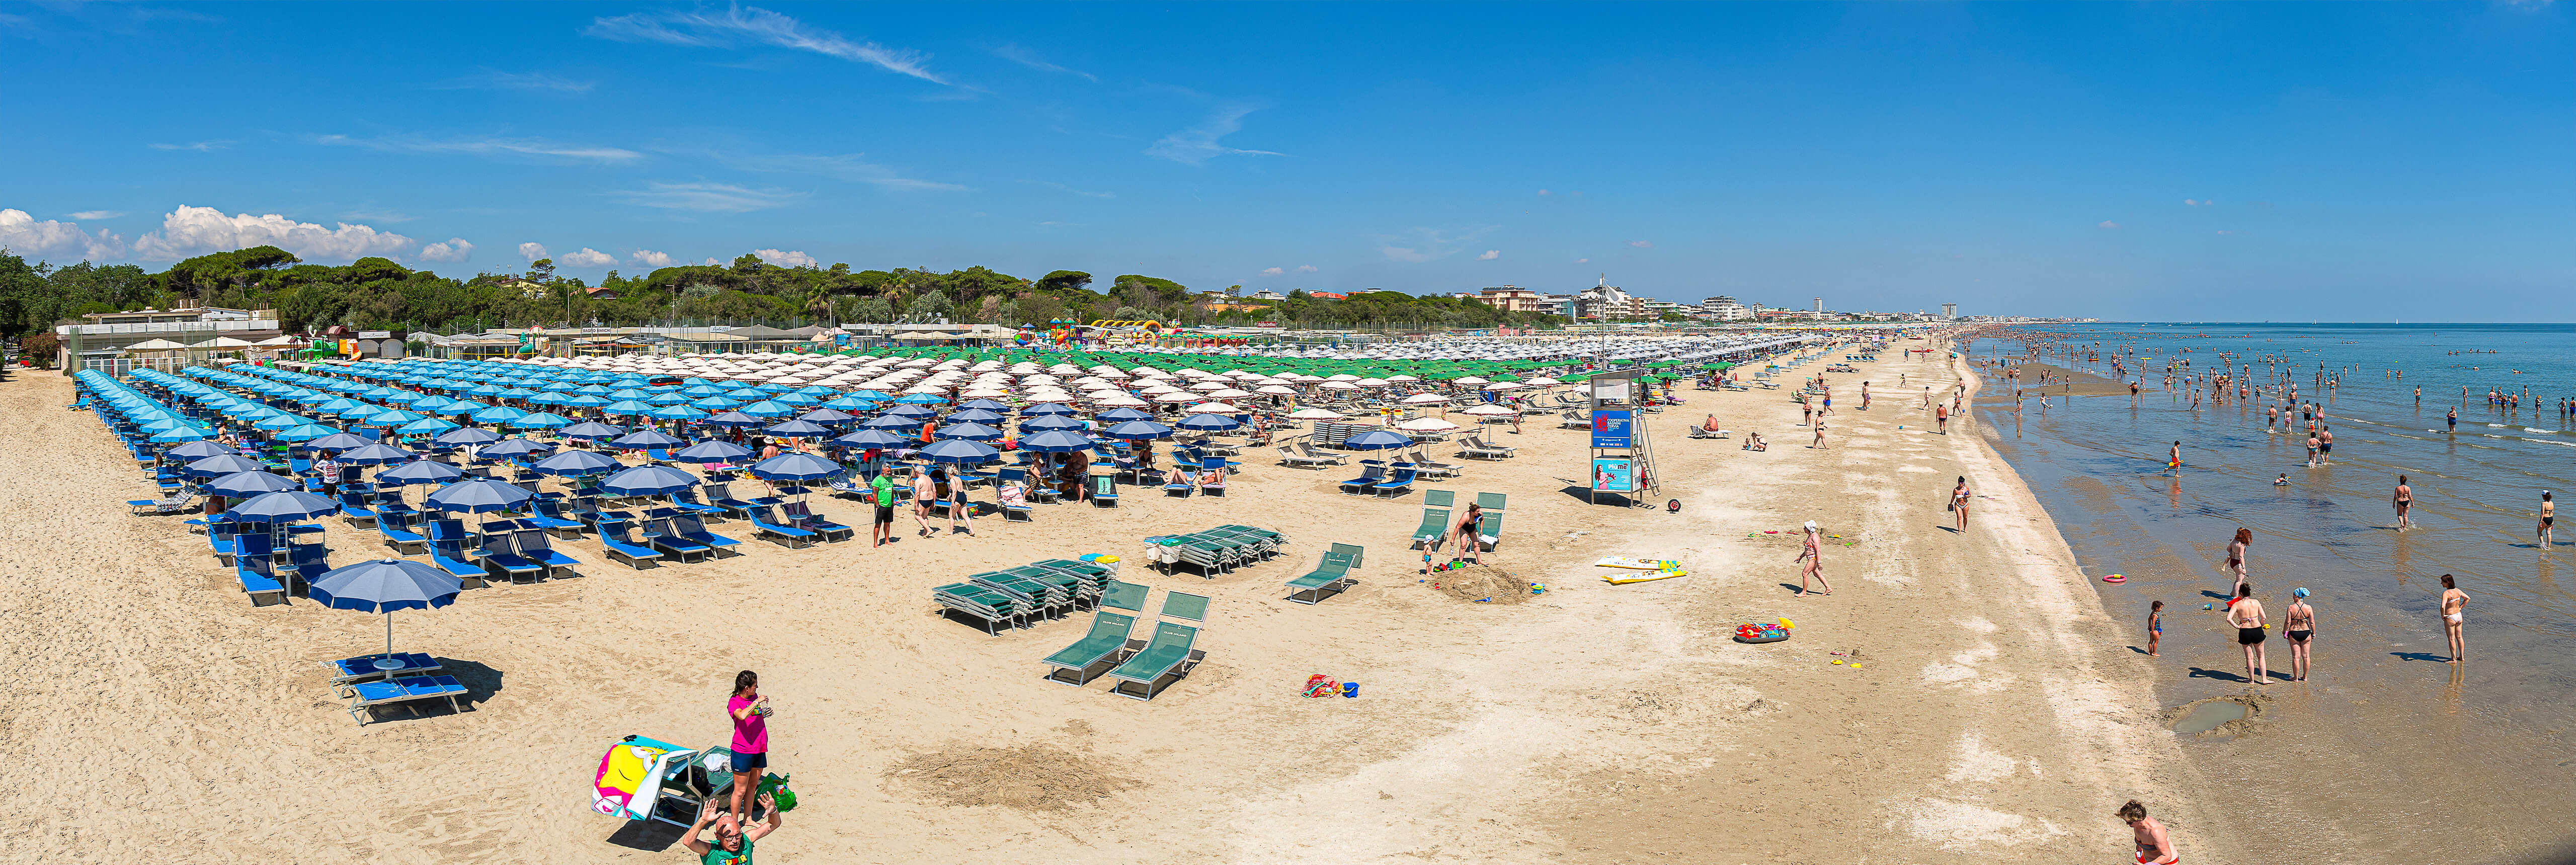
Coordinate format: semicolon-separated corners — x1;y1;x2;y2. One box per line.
2439;574;2469;663
2229;583;2273;684
2275;473;2290;486
2394;475;2414;529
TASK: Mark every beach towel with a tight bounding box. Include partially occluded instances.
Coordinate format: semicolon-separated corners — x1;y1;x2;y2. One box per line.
1594;556;1682;570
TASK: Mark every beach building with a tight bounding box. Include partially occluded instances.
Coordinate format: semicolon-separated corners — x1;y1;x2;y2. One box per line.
1473;286;1555;314
53;306;285;373
1701;296;1751;321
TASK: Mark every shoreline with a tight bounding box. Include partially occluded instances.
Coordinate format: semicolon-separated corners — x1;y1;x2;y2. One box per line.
2;346;2239;863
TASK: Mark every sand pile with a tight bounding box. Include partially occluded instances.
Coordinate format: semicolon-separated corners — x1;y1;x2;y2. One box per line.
884;743;1143;812
1426;565;1535;605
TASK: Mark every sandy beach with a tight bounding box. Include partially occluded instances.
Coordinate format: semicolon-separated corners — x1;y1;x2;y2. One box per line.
0;347;2235;864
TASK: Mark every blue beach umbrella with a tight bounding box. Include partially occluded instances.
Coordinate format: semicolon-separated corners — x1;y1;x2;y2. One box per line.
1017;430;1097;453
738;400;797;418
376;459;466;486
944;409;1006;424
858;414;922;432
337;443;416;465
184;453;267;478
1019;415;1086;434
1094;407;1155;423
670;440;755;465
163;441;236;461
1342;429;1415;451
150;427;210;443
597;464;700;497
396;417;459;437
954;398;1011;411
434;427;503;447
1175;414;1239;433
763;419;832;438
272;423;342;442
478;438;553;459
750;453;841;482
508;412;572;430
529;449;624;477
892;393;946;405
1020;402;1078;416
470;405;527;424
210;470;299;497
559;421;628;441
1100;420;1174;441
703;411;766;428
609;429;688;450
424;478;535;514
229;490;342;522
648;405;704;422
308;558;463;654
827;429;907;449
795;408;856;424
916;439;1001;465
934;422;1004;442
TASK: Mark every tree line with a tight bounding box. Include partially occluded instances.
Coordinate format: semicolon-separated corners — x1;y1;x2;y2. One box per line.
0;247;1566;339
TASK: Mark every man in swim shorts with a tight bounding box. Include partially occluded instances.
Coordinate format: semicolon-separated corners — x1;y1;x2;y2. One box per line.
2120;800;2178;864
2317;426;2333;464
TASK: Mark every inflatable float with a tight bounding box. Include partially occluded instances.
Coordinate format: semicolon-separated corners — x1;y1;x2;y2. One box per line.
1733;620;1794;644
1594;556;1683;570
2101;574;2126;583
1600;568;1686;584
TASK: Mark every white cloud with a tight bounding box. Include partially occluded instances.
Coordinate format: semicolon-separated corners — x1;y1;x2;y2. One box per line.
149;140;232;152
1259;267;1283;276
629;249;676;268
613;182;809;213
418;238;474;262
703;257;721;266
708;151;965;191
517;242;550;261
0;209;128;261
430;70;596;94
1627;240;1653;248
1377;226;1496;264
1020;180;1112;199
338;209;415;224
1477;249;1500;260
994;44;1095;81
1576;257;1589;264
1147;102;1284;165
314;133;642;163
2185;199;2212;206
754;248;819;268
2098;221;2121;229
1296;265;1318;273
1537;189;1551;196
559;247;617;267
132;205;411;262
587;6;950;85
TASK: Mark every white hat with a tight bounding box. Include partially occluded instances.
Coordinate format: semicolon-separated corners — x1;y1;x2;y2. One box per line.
1804;520;1818;532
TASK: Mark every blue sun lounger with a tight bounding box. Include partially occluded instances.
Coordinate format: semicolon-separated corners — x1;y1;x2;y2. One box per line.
344;674;470;725
744;504;817;549
508;528;582;580
667;512;742;558
640;516;712;563
594;518;664;569
376;517;429;556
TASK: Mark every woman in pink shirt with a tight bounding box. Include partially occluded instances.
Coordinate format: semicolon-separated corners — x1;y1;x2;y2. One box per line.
726;670;771;819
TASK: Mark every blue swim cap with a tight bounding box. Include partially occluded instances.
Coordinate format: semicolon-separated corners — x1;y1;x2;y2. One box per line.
2293;587;2310;598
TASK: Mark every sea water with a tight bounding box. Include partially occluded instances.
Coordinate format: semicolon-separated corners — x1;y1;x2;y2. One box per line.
1966;323;2576;865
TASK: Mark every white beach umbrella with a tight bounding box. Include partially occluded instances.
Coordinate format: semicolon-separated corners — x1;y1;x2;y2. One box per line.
1460;404;1518;416
1286;407;1344;421
1401;393;1452;405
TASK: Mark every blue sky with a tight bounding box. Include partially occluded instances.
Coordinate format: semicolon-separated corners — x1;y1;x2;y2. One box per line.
3;2;2569;319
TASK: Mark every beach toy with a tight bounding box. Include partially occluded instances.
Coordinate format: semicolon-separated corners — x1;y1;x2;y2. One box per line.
1342;681;1358;698
1831;659;1844;665
1849;663;1863;668
2203;603;2214;611
1302;674;1340;698
2102;574;2126;583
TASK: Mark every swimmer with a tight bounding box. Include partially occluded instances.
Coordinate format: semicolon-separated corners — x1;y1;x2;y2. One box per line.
2275;473;2289;486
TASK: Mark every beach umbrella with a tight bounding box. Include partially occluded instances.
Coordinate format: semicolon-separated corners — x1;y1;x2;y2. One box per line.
302;432;376;453
377;459;466;486
892;393;946;405
1021;403;1077;416
470;405;528;424
434;427;503;447
858;415;921;432
424;478;534;514
1017;430;1097;453
1175;414;1239;433
337;443;416;466
738;400;797;418
308;558;463;655
183;453;267;478
478;438;554;459
150;427;209;443
704;411;766;428
1342;429;1414;451
209;470;299;497
648;405;703;421
1286;408;1345;421
597;464;700;497
751;453;841;482
559;421;628;440
881;403;939;418
1019;415;1085;434
670;440;755;465
608;429;688;450
508;412;572;430
762;419;832;438
163;440;236;461
955;398;1011;411
229;490;341;522
916;439;1001;465
529;449;624;477
395;417;458;437
944;409;1006;424
1093;407;1155;423
1100;420;1173;441
796;408;856;425
827;429;908;449
934;422;1005;442
1395;417;1462;434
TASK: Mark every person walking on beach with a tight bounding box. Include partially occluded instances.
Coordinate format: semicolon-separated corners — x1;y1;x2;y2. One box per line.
2224;528;2250;600
2229;583;2273;684
907;465;937;538
2120;800;2180;865
1812;415;1829;450
2439;574;2469;663
1793;521;1833;597
1935;402;1950;435
2284;587;2316;681
1950;476;1971;532
947;473;975;536
1802;399;1813;427
2167;441;2182;476
2147;600;2164;657
726;670;772;820
2540;490;2556;550
2393;476;2413;529
870;470;897;546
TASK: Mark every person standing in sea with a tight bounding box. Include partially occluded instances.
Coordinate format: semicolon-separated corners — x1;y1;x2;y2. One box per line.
2393;476;2414;530
2228;583;2273;684
2284;587;2316;682
2317;426;2333;465
2439;574;2470;663
2540;490;2555;550
2225;528;2251;600
2447;406;2459;435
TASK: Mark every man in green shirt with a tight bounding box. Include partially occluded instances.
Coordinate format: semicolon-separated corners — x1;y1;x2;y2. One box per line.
685;793;779;864
870;472;897;547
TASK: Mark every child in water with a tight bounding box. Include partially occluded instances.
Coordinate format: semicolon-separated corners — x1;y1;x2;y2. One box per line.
2148;600;2164;657
2274;473;2290;486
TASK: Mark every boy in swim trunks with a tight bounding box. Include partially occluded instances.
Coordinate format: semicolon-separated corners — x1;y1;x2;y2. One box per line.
2120;800;2178;864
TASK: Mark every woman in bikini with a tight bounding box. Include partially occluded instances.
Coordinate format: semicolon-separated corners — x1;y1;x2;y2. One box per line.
1794;521;1833;597
2227;583;2272;684
1452;502;1485;565
2540;490;2555;550
2392;476;2413;530
2283;587;2316;682
2439;574;2469;663
2225;528;2250;601
1950;477;1970;533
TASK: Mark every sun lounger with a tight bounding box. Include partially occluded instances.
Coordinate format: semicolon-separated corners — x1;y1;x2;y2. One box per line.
1285;549;1357;604
594;518;664;569
1371;467;1416;499
127;491;200;516
1329;542;1365;569
1556;410;1590;429
526;496;587;537
702;483;758;521
1687;426;1732;440
321;652;441;688
1475;492;1507;551
743;504;817;549
1041;610;1142;685
427;535;485;585
509;528;582;580
1294;441;1349;466
376;517;429;555
234;558;288;606
1459;436;1516;460
1090;473;1119;507
1162;473;1193;497
971;569;1074;623
1404;448;1464;479
667;513;742;557
779;501;854;543
343;674;470;725
1105;592;1211;700
1411;506;1452;549
476;532;544;585
641;516;714;562
1276;445;1334;469
1337;464;1386;495
665;488;730;521
934;581;1031;635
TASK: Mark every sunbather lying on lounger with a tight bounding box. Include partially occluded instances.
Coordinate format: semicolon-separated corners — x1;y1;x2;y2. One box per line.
1164;466;1193;490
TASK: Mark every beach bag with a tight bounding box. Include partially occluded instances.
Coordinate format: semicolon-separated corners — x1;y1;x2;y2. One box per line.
757;773;798;812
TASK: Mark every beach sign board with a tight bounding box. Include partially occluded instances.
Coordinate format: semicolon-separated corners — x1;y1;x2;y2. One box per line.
1592;457;1634;492
1590;410;1633;448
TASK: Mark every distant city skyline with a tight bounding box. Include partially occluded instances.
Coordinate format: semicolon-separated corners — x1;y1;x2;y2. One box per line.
3;3;2569;320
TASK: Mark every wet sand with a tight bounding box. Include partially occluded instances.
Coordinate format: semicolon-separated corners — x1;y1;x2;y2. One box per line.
1;348;2235;864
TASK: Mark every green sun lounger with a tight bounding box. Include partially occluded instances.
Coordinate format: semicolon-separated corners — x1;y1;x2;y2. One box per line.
1285;550;1357;605
1106;592;1210;701
1041;610;1141;685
